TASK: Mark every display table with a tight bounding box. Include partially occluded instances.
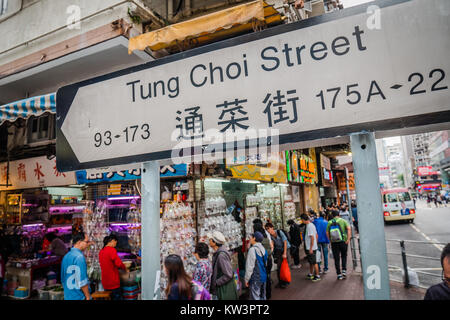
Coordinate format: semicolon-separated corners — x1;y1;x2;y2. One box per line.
5;256;62;299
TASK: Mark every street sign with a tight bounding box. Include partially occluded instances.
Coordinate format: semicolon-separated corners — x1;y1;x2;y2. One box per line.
57;0;450;171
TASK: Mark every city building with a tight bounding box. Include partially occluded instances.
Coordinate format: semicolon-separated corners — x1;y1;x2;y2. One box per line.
428;130;450;192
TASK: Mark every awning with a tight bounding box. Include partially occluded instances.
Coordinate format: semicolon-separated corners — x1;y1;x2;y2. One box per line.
0;93;56;125
128;0;283;54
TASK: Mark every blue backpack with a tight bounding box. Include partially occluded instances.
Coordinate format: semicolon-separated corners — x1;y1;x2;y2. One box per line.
255;250;268;283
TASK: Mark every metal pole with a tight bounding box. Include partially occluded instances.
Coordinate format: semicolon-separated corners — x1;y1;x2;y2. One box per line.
141;160;161;300
400;240;410;288
350;132;390;300
345;167;357;269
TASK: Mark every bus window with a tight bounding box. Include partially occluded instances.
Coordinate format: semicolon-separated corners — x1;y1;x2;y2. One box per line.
398;192;411;202
384;193;398;203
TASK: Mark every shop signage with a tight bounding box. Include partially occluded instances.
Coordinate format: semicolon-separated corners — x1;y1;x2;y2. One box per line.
286;150;300;182
417;166;439;176
0;156;77;190
336;171;355;190
56;0;450;171
299;153;316;184
75;163;188;184
320;154;331;171
226;152;287;183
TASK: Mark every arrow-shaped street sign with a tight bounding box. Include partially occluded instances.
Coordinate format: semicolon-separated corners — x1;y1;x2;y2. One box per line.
57;0;450;172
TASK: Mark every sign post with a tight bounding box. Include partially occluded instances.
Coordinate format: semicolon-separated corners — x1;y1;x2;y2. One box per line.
351;132;390;300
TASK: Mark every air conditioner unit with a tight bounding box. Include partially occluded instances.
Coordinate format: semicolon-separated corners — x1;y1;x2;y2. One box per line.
304;1;313;12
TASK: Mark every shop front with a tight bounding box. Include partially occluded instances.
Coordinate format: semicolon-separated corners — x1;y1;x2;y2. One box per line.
0;155;80;299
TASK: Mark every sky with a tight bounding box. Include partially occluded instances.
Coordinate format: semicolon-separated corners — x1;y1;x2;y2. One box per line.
340;0;372;8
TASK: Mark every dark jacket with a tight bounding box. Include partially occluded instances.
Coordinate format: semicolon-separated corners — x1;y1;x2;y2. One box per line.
210;246;234;295
288;223;302;247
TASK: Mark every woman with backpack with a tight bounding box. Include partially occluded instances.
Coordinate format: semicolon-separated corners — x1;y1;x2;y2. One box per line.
253;220;273;299
164;254;211;300
209;231;238;300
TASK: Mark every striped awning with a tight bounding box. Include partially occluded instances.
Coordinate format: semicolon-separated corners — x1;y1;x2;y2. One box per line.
0;93;56;125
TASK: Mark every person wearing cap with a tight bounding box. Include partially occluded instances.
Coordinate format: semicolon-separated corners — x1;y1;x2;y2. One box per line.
245;232;268;300
208;231;238;300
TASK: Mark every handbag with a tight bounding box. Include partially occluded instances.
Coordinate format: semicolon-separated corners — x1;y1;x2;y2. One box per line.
216;273;239;300
279;258;291;283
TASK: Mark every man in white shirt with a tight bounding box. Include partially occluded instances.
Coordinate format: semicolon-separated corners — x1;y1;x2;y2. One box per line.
301;214;321;282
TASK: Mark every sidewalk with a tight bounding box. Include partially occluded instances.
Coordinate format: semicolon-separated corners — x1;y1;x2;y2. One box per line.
269;250;426;300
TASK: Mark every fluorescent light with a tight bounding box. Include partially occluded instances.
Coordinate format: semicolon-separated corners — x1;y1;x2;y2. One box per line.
107;196;140;200
242;180;261;184
205;178;229;183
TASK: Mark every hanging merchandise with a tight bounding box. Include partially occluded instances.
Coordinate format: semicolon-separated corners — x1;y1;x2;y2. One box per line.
284;201;296;222
83;200;108;284
245;194;261;207
258;198;282;229
198;196;242;251
127;199;141;254
159;202;197;298
244;206;258;242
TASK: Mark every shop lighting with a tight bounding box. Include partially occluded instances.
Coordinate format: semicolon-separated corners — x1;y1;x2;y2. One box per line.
49;206;84;211
107;196;141;201
279;184;290;187
110;223;141;226
241;180;260;184
22;204;39;207
47;226;72;231
22;223;44;228
205;178;229;183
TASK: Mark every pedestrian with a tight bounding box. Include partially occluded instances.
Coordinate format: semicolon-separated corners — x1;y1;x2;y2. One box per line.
424;243;450;300
287;219;302;269
245;232;268;300
40;232;68;257
61;232;91;300
326;211;352;280
437;194;443;207
209;231;238;300
300;214;321;282
193;242;212;291
99;235;127;300
351;202;359;234
265;222;290;289
313;212;330;274
253;221;273;299
164;254;193;300
339;206;352;225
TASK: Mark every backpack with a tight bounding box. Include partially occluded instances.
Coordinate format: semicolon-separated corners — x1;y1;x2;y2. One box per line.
254;249;268;283
191;280;211;300
329;219;344;243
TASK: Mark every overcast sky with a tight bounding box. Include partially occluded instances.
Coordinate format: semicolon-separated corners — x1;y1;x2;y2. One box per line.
341;0;372;8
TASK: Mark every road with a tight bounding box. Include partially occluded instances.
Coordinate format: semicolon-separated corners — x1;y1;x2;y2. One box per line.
383;199;450;289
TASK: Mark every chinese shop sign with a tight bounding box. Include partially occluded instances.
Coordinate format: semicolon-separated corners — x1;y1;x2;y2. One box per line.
0;156;76;190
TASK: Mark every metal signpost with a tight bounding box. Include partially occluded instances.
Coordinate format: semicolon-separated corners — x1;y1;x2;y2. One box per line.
56;0;450;300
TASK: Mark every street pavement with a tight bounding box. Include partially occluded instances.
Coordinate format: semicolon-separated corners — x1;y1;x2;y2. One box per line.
384;200;449;289
268;253;426;300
